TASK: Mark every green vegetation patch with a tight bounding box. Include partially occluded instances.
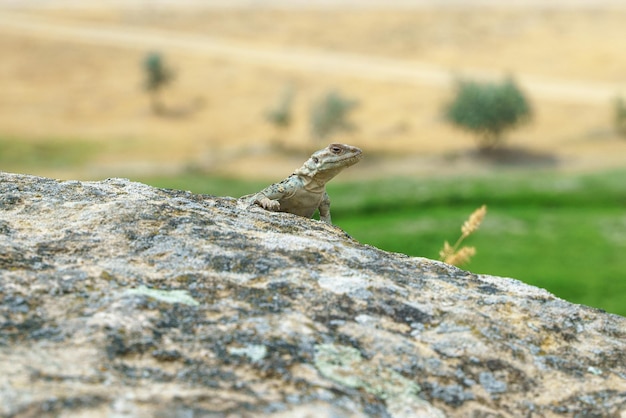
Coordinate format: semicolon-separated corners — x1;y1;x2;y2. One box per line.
0;136;100;171
140;173;267;198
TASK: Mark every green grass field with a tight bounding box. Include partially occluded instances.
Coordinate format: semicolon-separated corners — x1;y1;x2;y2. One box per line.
141;170;626;317
0;137;100;171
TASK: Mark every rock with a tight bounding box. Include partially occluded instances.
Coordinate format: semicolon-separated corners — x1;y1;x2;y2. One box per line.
0;171;625;418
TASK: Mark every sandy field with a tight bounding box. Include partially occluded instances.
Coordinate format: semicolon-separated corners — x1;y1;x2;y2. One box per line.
1;1;626;180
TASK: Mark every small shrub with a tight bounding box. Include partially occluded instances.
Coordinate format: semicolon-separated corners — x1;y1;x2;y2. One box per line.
439;205;487;266
310;90;358;140
143;52;175;114
613;97;626;137
265;87;295;130
444;78;531;151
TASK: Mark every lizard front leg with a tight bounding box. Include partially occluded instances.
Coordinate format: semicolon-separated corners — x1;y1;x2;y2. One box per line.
250;177;298;212
318;192;332;224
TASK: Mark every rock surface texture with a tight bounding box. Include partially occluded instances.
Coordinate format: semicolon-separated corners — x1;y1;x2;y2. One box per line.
1;172;625;418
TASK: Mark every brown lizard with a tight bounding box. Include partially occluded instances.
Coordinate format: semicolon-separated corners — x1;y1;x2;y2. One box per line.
241;143;362;224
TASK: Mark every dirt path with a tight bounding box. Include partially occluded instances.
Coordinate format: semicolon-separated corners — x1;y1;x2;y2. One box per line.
0;11;622;104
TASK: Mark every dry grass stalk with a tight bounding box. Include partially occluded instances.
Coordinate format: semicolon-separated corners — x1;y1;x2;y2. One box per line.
461;204;487;238
440;205;487;266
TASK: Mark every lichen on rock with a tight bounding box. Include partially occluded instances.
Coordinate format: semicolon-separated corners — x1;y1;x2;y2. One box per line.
1;172;625;417
315;343;445;418
124;285;199;306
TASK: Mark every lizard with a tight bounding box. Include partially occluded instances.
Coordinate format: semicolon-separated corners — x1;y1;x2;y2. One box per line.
241;143;362;224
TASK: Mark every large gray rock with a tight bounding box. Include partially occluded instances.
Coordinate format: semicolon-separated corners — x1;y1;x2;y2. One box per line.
0;172;625;418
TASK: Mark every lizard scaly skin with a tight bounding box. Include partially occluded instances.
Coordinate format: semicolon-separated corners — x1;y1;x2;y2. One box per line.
242;143;362;224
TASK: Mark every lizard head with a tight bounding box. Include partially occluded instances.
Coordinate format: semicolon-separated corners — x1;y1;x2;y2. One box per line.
297;143;362;181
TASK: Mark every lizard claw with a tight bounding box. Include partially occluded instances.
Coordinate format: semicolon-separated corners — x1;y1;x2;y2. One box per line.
256;196;280;212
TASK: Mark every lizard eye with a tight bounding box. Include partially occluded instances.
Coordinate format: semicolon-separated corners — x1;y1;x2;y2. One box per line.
331;146;342;154
312;157;319;163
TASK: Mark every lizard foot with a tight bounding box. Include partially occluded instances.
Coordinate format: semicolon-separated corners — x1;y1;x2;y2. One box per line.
256;196;281;212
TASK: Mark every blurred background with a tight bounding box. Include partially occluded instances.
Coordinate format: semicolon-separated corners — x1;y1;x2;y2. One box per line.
1;0;625;315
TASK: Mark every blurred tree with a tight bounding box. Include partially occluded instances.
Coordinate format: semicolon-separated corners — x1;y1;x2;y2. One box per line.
143;52;175;114
310;90;358;140
265;87;295;130
444;77;532;151
613;96;626;138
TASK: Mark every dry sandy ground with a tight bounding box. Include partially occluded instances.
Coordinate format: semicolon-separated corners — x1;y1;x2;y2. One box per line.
1;2;626;180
